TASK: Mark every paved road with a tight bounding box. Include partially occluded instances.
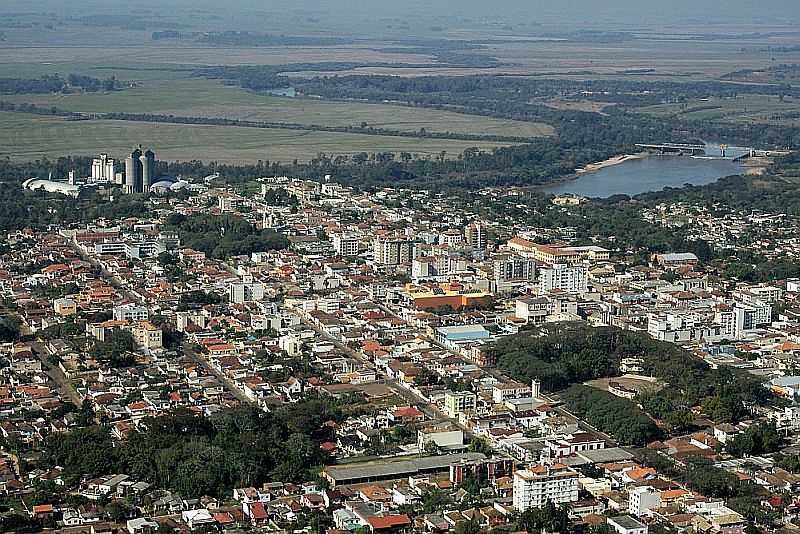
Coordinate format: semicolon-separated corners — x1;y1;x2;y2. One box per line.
371;298;619;446
30;341;83;405
182;343;254;406
292;308;471;435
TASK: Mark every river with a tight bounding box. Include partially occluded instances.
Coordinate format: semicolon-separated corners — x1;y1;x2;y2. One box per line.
540;144;749;198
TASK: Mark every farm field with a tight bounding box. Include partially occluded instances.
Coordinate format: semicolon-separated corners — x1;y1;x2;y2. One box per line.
0;112;514;164
0;77;554;138
637;94;800;126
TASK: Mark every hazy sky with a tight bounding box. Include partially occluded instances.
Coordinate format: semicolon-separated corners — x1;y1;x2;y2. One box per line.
6;0;800;27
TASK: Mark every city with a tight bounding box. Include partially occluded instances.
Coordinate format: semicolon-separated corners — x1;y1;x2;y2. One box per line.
2;1;800;533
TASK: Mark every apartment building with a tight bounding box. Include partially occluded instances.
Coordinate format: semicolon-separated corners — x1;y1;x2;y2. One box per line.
539;264;588;294
373;236;416;266
332;233;361;257
512;463;579;511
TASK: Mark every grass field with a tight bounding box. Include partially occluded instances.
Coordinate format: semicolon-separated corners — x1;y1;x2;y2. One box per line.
0;112;514;164
637;94;800;126
0;77;554;138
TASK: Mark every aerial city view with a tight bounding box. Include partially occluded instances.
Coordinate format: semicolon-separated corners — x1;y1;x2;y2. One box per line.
2;0;800;532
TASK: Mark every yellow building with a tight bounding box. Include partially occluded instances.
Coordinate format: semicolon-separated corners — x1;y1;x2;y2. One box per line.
53;298;77;317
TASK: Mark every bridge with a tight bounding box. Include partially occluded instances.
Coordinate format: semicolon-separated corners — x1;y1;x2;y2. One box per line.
635;143;706;156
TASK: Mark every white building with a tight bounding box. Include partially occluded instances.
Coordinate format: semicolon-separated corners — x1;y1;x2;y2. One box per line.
438;229;463;247
373;236;416;266
608;515;648;534
113;304;149;322
512;463;579;511
332;233;360;257
91;154;117;183
629;487;661;518
539;264;588;294
230;275;265;304
647;312;724;343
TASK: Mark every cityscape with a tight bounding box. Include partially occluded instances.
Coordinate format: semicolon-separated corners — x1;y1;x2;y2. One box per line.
1;1;800;533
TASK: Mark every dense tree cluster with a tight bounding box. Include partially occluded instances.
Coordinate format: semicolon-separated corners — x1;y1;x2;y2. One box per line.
43;399;344;497
726;422;782;457
164;213;288;259
0;74;116;94
494;323;772;435
89;329;136;368
559;385;662;446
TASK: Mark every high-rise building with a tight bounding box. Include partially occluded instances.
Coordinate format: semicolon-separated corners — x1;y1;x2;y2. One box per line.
513;463;579;512
333;233;360;257
90;154;116;183
230;275;265;304
539;264;588;294
465;223;488;250
373;235;416;266
494;255;536;283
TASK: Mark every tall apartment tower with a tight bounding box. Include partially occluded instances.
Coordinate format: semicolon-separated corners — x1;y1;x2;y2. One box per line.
373;236;415;266
465;222;488;250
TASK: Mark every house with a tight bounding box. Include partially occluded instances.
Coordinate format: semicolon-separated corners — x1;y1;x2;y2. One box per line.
243;501;269;527
608;515;648;534
367;514;412;532
181;509;215;529
127;517;160;534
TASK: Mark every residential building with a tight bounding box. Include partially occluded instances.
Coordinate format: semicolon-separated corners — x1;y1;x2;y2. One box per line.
333;233;360;257
444;391;477;418
539;264;588;294
230;275;265;304
464;223;488;250
373;235;416;266
512;463;579;511
608;515;648;534
113;304;149;322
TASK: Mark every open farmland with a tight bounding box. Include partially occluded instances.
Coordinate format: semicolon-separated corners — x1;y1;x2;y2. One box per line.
0;112;514;164
0;77;553;138
637;94;800;126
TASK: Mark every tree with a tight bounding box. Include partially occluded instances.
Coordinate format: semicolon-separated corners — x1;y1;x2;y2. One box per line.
468;437;493;455
455;517;482;534
727;423;782;457
0;316;21;342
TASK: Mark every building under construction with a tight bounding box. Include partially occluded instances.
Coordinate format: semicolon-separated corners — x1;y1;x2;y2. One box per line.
124;146;157;194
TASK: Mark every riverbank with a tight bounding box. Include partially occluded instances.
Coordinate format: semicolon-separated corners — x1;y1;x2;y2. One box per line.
576;153;646;175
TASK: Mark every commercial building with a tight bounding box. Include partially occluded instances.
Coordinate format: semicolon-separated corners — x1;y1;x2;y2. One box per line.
322;452;486;487
512;463;579;511
90;154;117;183
404;283;492;311
124;146;157;194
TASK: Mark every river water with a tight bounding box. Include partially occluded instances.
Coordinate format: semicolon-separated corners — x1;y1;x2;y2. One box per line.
540;144;749;198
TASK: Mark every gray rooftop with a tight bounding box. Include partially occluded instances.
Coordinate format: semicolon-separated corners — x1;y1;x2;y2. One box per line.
324;452;486;484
